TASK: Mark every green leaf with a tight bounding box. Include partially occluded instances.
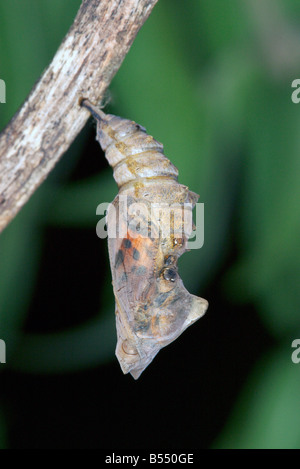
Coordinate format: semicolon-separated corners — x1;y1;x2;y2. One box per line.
0;0;81;129
0;189;45;349
225;81;300;337
46;171;116;227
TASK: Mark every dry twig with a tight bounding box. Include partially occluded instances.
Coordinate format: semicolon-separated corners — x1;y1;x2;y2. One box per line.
0;0;158;233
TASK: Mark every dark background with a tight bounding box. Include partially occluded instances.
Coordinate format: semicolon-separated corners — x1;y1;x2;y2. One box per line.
0;0;299;449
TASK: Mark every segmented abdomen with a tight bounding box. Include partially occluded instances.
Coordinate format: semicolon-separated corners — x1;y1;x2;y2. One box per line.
96;114;179;188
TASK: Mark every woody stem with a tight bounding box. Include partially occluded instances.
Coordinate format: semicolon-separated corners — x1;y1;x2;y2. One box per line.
0;0;159;233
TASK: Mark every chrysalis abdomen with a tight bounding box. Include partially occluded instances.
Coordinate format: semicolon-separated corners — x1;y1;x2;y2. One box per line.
96;112;179;188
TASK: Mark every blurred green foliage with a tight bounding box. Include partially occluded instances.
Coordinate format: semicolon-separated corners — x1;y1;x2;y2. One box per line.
0;0;300;449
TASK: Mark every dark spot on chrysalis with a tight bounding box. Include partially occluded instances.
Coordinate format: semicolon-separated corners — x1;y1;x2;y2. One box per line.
165;255;176;266
115;249;124;268
134;321;150;333
164;268;177;282
120;272;128;283
135;123;146;132
133;248;140;261
154;292;169;307
123;238;132;249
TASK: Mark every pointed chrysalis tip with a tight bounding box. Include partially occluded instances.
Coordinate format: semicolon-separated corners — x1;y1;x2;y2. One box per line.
79;97;106;121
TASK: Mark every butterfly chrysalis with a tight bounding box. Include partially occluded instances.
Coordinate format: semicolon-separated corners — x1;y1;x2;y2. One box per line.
81;99;208;379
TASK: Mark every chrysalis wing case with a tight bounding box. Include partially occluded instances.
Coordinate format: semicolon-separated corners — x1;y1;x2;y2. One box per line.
81;99;208;379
